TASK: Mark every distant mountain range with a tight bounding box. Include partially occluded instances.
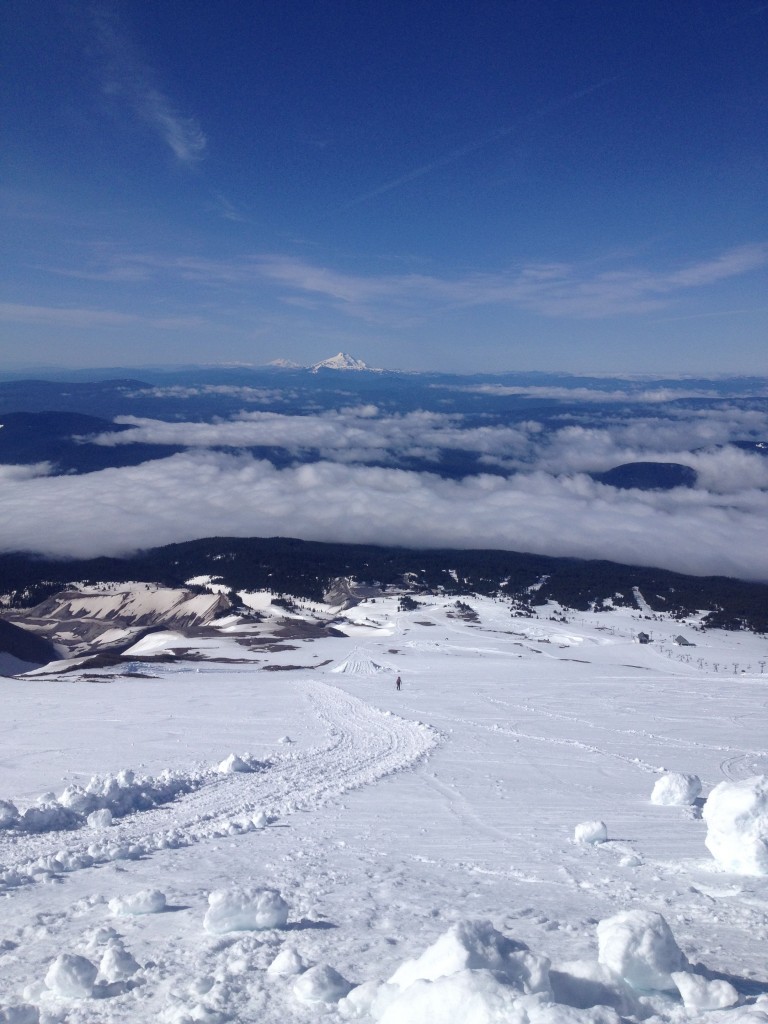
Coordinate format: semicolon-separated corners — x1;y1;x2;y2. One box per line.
2;535;766;674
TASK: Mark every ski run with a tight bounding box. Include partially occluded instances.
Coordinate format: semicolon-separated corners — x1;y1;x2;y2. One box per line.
1;593;768;1023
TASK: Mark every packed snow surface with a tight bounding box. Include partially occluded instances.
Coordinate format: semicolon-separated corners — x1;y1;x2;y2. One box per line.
1;594;767;1023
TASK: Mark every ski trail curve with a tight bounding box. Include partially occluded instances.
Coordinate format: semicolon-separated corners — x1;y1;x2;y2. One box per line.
0;679;439;892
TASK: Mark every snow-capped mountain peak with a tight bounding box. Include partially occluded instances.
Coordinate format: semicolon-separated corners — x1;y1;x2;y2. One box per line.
265;358;302;368
311;352;370;372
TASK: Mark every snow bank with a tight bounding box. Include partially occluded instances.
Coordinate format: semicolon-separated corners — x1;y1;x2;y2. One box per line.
650;773;701;806
293;964;352;1005
44;953;98;998
702;775;768;875
574;821;607;845
203;887;289;933
596;910;687;991
109;889;167;916
0;766;202;838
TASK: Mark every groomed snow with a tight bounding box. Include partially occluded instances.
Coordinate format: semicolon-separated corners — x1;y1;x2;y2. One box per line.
0;594;767;1022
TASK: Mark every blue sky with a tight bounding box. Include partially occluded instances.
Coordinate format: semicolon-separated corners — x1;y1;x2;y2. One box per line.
1;0;766;373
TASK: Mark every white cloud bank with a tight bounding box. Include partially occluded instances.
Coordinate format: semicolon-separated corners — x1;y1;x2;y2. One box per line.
1;451;766;580
83;406;768;490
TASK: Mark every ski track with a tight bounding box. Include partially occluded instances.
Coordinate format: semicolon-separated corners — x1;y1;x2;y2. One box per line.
0;679;438;892
397;700;661;776
487;696;768;768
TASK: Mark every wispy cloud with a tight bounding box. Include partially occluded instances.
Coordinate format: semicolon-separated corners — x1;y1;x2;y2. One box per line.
248;244;768;320
93;4;206;164
40;242;767;329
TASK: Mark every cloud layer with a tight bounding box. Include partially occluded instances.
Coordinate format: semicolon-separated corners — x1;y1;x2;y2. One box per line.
2;398;766;579
1;447;766;580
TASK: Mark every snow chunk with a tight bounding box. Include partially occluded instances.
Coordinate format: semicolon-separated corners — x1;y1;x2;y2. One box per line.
267;946;306;976
44;953;98;998
293;964;352;1005
87;808;113;829
277;735;292;744
596;910;687;992
203;887;289;933
574;821;607;845
99;942;140;982
388;920;551;996
217;753;251;774
252;809;268;828
651;773;701;806
550;960;645;1018
109;889;167;916
0;800;18;828
672;971;740;1011
703;776;768;875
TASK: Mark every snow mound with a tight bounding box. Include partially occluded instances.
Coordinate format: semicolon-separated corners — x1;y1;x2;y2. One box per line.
44;953;98;998
332;653;388;675
99;941;141;983
650;773;701;806
702;775;768;875
671;971;740;1011
87;808;113;828
267;946;306;976
203;887;289;933
388;919;551;995
574;821;607;844
293;964;352;1005
376;969;534;1024
217;752;256;773
109;889;167;916
596;910;688;991
57;766;200;823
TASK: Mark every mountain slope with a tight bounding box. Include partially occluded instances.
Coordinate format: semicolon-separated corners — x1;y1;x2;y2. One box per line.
1;536;766;633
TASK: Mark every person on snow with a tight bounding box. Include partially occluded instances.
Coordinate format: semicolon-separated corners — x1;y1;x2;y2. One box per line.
396;675;401;690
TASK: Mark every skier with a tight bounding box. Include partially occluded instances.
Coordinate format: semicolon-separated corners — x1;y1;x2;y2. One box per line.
396;675;401;691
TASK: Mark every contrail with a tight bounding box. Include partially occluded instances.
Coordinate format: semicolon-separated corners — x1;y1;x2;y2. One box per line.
337;76;621;212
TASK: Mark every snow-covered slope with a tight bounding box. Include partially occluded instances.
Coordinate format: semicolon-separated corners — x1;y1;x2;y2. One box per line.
0;596;767;1021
